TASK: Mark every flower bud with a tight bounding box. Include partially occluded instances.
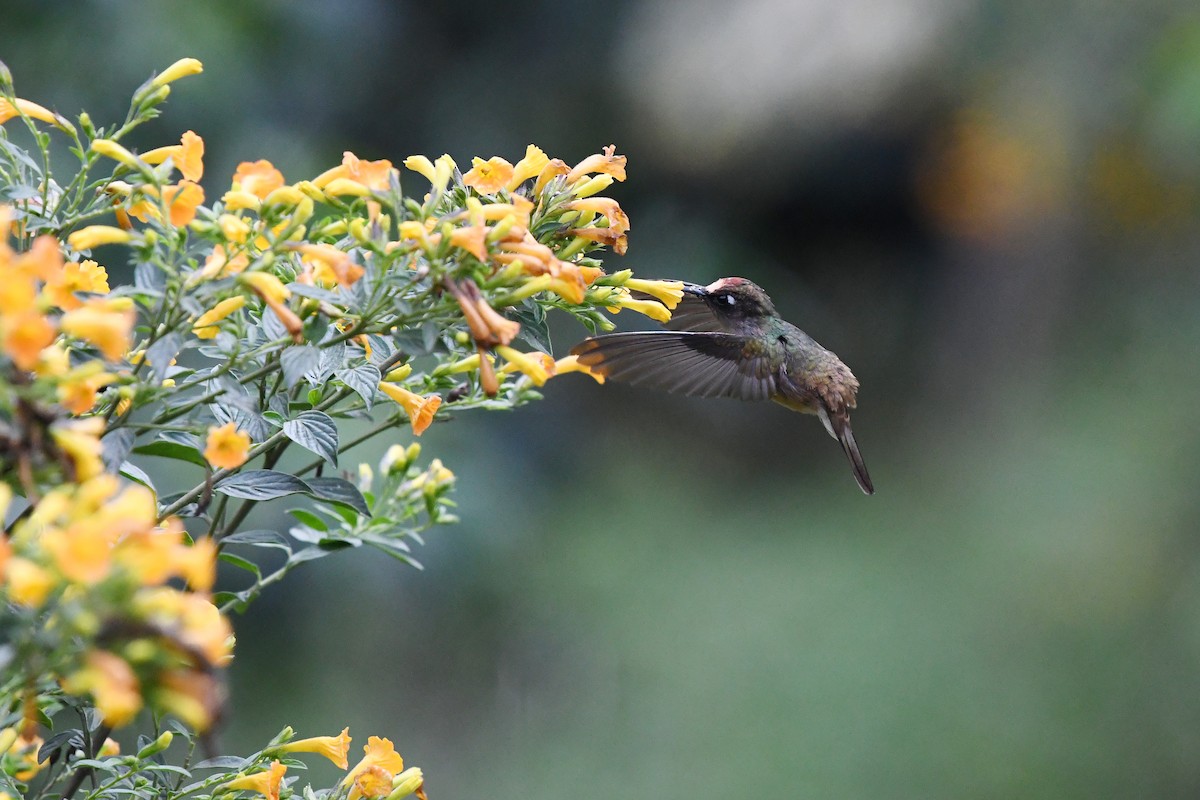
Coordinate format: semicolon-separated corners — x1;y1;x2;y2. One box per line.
136;731;174;759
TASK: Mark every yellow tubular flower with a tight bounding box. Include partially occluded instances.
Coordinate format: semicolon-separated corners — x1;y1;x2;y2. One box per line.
449;225;488;261
239;271;291;304
154;668;223;730
274;728;351;769
61;650;143;728
462;156;514;194
224;760;286;800
606;288;672;324
553;354;605;384
67;225;133;250
314;151;394;192
388;767;425;800
44;259;110;311
431;154;457;192
402;155;436;183
90;139;141;169
60;299;136;361
192;296;246;339
204;422;251;469
5;557;55;607
564;196;630;235
507;144;550;190
140;130;204;181
571;173;615;200
533;158;570;194
622;278;683;309
496;346;554;386
127;181;205;227
343;737;406;788
0;97;58;126
151;57;204;88
378;383;441;436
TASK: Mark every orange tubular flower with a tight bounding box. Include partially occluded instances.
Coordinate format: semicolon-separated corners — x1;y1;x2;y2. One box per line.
314;151;394;193
204;422;251;469
448;225;488;262
67;225;133;251
295;243;364;288
446;279;520;347
3;312;57;370
141;130;205;181
127;180;205;227
0;97;59;126
351;766;393;800
378;383;441;436
57;369;116;414
566;144;627;184
564;196;630;235
463;156;514;194
225;760;287;800
567;225;628;255
233;160;286;199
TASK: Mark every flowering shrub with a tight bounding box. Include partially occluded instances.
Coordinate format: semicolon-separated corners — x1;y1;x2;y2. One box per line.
0;57;681;800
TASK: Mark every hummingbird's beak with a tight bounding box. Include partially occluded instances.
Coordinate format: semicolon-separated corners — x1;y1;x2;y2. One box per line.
681;283;707;297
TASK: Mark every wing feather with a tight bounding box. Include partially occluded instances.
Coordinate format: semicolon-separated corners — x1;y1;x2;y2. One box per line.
570;332;776;401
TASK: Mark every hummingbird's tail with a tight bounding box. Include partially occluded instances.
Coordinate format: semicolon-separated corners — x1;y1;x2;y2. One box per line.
821;407;875;495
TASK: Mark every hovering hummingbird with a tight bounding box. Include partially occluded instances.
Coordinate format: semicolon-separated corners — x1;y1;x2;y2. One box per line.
570;277;874;494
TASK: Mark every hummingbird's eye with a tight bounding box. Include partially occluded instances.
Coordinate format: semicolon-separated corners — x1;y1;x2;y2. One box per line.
714;293;737;309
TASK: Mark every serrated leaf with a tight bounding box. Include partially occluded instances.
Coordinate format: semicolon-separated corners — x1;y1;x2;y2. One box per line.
334;363;381;410
214;470;312;501
280;345;320;388
133;440;208;467
305;476;370;516
282;411;338;466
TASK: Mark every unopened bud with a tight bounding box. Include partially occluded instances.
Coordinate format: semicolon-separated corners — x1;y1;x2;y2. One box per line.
136;731;173;759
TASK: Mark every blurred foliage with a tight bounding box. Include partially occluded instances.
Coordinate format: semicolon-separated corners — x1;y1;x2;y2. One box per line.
4;0;1200;797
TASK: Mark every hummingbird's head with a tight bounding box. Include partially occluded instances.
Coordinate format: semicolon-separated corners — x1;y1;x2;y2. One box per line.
685;277;778;320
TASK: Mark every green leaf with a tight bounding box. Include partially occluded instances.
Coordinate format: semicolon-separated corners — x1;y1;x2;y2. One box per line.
119;461;155;491
133;440;208;468
282;410;338;466
280;345;320;388
510;300;553;353
288;508;329;532
145;332;183;382
220;529;292;554
215;470;312;501
334;363;382;410
218;551;261;577
306;476;370;516
194;755;250;770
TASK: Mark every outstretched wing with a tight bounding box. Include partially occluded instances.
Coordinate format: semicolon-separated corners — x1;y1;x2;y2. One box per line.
570;331;776;401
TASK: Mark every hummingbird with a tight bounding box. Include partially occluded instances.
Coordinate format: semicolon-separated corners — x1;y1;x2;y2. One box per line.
570;277;875;495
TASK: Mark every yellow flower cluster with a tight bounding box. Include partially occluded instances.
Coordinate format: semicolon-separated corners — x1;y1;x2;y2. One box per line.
215;732;426;800
0;475;231;731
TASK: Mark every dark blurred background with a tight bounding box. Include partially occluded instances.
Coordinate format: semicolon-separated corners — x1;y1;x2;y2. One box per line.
7;1;1200;796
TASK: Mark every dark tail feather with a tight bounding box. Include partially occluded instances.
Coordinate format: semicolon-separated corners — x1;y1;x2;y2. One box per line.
830;414;874;495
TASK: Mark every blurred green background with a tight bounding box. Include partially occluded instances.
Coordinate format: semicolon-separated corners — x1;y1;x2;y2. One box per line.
7;0;1200;796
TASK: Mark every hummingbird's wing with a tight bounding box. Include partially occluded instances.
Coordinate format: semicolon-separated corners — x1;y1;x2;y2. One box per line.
570;331;776;401
662;290;729;332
